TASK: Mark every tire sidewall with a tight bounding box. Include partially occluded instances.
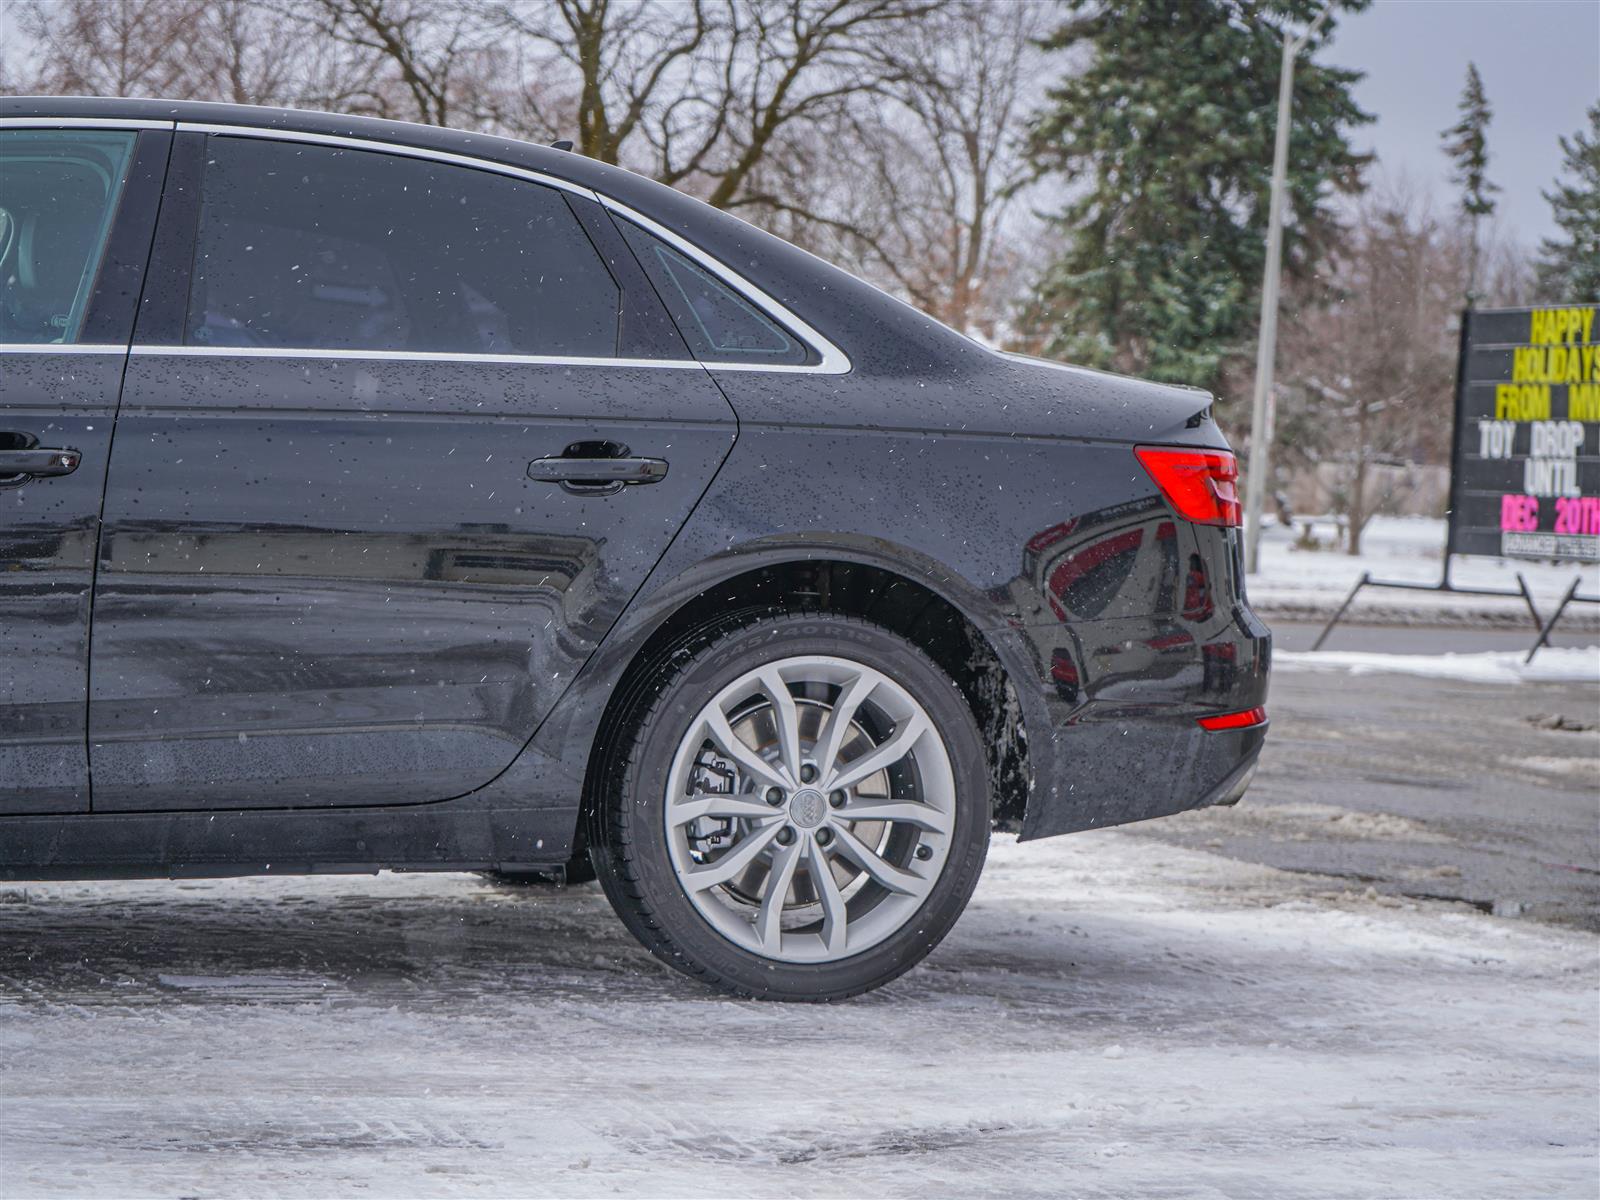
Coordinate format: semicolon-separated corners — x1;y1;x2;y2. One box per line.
617;614;989;1000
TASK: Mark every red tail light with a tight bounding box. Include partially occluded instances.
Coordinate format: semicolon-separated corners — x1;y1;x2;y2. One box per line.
1135;447;1241;527
1197;706;1266;731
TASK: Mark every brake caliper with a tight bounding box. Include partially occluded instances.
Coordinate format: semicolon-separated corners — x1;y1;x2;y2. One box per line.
686;750;737;850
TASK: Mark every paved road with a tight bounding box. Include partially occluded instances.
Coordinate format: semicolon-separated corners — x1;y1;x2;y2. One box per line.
1129;665;1600;930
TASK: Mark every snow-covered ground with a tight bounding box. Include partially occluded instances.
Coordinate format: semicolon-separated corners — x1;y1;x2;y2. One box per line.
2;830;1594;1197
1253;515;1600;626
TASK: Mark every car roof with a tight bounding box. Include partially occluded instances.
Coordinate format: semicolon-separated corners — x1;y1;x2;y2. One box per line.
2;96;639;199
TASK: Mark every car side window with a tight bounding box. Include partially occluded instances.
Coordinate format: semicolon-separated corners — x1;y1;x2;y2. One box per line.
186;137;620;357
0;129;135;345
616;219;811;365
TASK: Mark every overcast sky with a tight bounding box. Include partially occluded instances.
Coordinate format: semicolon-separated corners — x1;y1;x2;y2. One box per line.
1;0;1595;250
1327;0;1599;249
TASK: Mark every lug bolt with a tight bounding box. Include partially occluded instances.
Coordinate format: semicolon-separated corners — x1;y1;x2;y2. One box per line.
914;844;933;861
800;762;818;784
765;786;784;806
776;826;796;846
828;789;846;809
815;827;834;847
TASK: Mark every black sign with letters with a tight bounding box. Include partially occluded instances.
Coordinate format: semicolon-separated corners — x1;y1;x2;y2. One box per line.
1448;304;1599;562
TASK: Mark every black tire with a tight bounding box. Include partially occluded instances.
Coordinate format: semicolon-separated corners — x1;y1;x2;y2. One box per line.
589;611;990;1001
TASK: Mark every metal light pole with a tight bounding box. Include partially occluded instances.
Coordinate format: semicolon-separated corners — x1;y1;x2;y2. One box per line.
1243;2;1333;575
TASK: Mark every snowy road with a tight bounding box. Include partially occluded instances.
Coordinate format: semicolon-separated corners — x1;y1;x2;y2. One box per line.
3;818;1596;1196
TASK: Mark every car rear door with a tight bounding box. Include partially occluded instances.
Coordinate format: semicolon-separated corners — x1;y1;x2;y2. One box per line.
0;121;167;814
88;129;735;811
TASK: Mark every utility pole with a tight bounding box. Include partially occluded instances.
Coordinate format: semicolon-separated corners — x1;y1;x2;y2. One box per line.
1243;2;1333;575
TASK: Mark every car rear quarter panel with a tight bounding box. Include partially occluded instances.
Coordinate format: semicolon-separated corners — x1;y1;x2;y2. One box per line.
591;357;1271;842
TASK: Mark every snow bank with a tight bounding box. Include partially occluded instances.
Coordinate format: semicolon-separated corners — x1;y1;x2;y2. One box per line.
1276;645;1600;683
1252;515;1600;624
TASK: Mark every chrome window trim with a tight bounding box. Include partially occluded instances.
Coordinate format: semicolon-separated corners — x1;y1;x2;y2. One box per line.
131;345;706;370
0;117;174;131
176;122;598;200
596;197;850;375
169;121;852;376
0;342;127;355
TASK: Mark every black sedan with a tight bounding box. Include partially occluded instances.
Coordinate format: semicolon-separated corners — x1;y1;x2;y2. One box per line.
0;98;1270;1000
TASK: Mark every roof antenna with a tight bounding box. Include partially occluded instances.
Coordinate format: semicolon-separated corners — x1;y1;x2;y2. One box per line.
549;139;574;152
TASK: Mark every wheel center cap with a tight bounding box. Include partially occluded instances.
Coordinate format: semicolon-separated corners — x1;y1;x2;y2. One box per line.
789;788;826;829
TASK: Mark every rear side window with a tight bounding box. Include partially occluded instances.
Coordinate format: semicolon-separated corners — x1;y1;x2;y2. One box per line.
187;138;620;357
617;220;810;365
0;129;135;344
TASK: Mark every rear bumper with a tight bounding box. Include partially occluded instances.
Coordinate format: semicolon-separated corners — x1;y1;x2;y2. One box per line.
1010;603;1271;841
1018;708;1269;840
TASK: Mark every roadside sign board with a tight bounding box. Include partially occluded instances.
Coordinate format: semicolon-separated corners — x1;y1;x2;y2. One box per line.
1448;303;1599;563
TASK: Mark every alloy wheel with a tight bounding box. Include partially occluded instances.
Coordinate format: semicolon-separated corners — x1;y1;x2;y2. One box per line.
663;655;955;963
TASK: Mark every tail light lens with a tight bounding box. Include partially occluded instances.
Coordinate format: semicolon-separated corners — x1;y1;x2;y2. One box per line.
1135;447;1241;527
1197;706;1267;731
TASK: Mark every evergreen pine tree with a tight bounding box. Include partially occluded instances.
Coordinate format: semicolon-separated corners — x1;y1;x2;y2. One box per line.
1536;104;1600;302
1440;62;1499;303
1020;0;1371;395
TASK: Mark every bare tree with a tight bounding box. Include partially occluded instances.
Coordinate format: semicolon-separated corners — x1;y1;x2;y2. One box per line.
188;0;297;105
885;1;1044;336
490;0;723;164
481;0;943;208
1275;181;1530;554
9;0;390;109
749;0;1046;335
301;0;503;125
698;0;938;208
190;0;386;108
12;0;204;96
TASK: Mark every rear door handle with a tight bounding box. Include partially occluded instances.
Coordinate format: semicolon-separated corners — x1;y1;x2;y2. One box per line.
0;448;81;481
527;451;668;496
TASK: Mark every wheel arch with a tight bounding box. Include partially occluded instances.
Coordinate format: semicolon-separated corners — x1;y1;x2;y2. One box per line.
578;546;1035;862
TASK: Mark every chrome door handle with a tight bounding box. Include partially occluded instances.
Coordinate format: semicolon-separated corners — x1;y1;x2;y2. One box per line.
0;447;81;482
527;453;668;496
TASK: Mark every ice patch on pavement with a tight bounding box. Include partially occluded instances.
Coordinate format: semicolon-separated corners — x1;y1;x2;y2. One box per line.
1225;802;1451;842
1500;754;1600;779
157;973;343;1000
1276;646;1600;684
